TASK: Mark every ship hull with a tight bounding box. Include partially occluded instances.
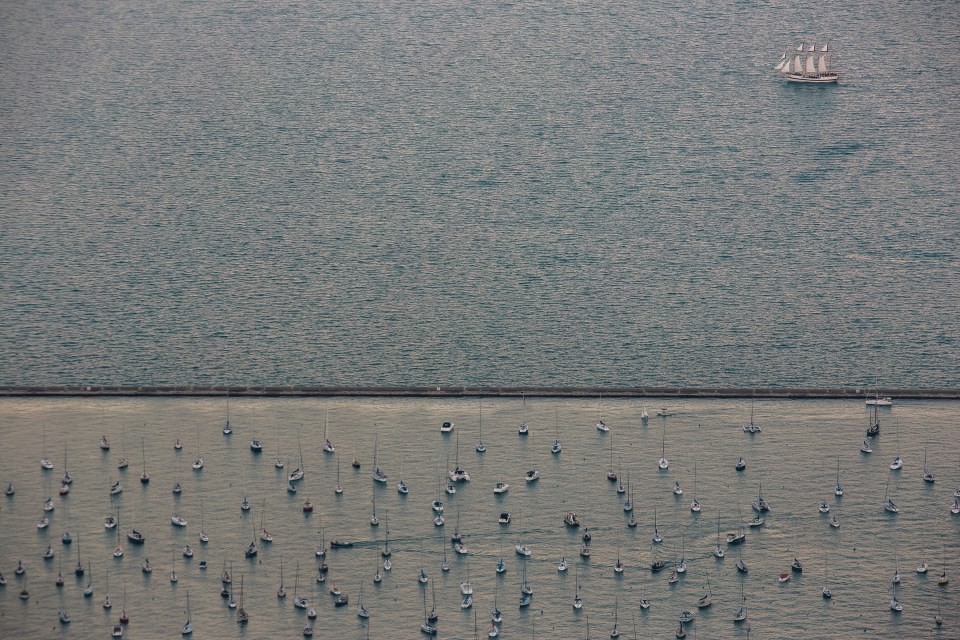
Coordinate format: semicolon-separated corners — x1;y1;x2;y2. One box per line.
785;73;839;84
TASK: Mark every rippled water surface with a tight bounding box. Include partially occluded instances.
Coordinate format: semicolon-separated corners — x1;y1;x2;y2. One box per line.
0;396;957;638
1;0;959;388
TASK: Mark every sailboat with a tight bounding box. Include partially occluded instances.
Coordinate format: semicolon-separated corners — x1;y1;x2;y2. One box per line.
889;582;903;611
735;576;748;620
923;443;935;482
742;401;762;433
60;443;72;484
397;457;409;494
752;482;769;512
275;424;283;468
293;562;307;608
119;581;128;624
289;431;305;482
421;583;438;635
652;509;662;543
866;385;893;406
372;434;388;483
116;427;130;470
596;394;609;432
835;457;844;496
736;541;748;573
572;568;583;609
884;475;900;513
867;402;881;437
336;458;343;494
370;490;379;526
182;590;193;635
822;548;833;598
315;525;326;557
259;499;273;541
658;424;668;469
237;574;249;624
418;541;428;584
222;391;233;435
890;421;903;470
476;400;487;453
245;531;258;558
691;461;701;512
84;560;93;596
610;597;621;637
777;42;839;84
277;555;286;597
917;546;929;574
440;530;449;572
623;473;633;512
460;556;474;595
697;579;713;608
676;532;687;573
713;510;725;558
519;393;530;435
551;406;562;454
136;436;149;483
170;548;178;583
515;511;531;556
606;434;617;481
103;565;112;609
191;426;203;470
323;409;335;453
357;582;369;618
449;431;470;482
198;499;208;543
727;505;746;544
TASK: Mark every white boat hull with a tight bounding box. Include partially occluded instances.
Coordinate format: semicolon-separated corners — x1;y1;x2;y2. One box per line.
785;73;839;84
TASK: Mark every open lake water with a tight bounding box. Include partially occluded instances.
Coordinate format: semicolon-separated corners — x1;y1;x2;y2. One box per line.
1;0;958;389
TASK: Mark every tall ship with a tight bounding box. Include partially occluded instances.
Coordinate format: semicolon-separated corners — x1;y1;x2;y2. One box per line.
775;42;839;84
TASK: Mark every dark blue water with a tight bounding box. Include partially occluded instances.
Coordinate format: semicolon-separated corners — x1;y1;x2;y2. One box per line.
1;0;958;388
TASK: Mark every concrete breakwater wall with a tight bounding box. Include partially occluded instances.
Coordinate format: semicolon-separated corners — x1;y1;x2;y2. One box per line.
0;386;957;399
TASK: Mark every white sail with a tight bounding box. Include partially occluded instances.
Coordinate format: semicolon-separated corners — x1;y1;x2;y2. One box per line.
793;55;803;74
775;57;786;72
817;55;828;75
821;42;829;52
796;43;805;52
807;43;816;52
805;55;816;75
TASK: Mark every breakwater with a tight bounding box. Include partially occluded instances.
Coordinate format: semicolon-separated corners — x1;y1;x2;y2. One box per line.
0;385;957;399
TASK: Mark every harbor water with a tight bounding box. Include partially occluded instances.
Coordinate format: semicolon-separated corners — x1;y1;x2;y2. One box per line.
0;396;957;638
